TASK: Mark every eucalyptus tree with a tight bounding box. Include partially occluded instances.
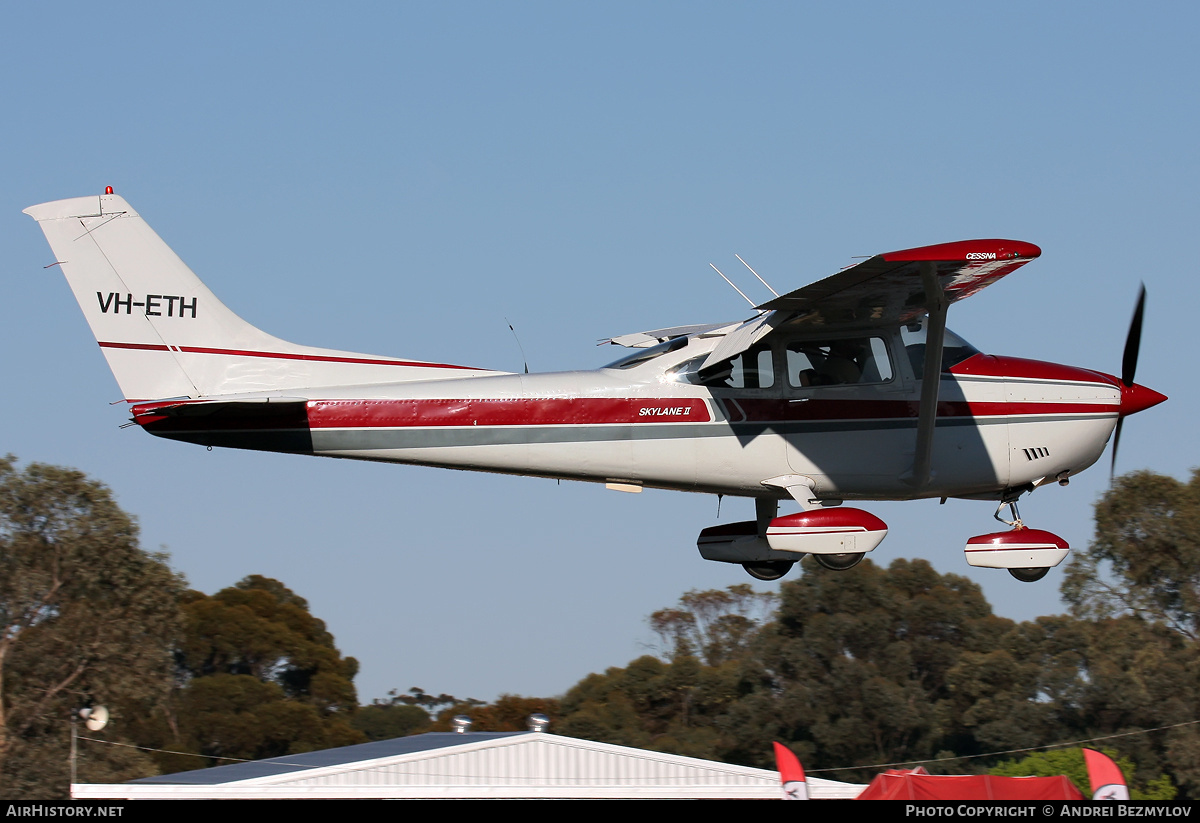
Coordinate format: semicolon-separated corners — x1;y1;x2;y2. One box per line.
0;456;182;797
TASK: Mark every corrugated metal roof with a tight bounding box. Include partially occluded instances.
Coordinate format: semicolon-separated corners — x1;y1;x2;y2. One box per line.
131;732;524;784
262;733;777;790
75;731;865;799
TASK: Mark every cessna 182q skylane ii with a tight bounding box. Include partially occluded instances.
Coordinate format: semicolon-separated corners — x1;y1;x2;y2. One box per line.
25;190;1166;583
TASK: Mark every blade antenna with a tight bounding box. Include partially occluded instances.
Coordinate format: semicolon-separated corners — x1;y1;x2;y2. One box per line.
709;263;759;309
735;254;780;298
505;318;530;374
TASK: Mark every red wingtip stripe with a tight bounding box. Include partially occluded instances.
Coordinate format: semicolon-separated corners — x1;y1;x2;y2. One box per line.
881;239;1041;262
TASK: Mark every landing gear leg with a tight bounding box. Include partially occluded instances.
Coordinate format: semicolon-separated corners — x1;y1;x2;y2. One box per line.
755;497;777;538
743;498;795;580
994;497;1024;529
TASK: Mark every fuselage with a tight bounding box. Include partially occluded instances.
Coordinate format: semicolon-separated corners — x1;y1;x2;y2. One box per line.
132;323;1142;503
26;193;1170;581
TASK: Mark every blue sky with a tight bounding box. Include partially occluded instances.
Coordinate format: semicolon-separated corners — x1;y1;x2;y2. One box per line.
3;3;1196;706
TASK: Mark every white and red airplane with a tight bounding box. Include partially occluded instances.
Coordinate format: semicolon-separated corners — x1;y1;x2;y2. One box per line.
25;190;1166;582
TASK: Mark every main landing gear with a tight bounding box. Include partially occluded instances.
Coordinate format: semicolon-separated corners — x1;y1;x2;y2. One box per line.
699;496;886;581
742;551;865;578
700;494;1069;584
963;499;1069;583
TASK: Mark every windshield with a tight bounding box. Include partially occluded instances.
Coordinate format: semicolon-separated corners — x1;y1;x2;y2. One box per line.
901;320;979;378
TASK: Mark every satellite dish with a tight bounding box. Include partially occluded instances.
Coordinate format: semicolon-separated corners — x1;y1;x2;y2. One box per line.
79;706;108;731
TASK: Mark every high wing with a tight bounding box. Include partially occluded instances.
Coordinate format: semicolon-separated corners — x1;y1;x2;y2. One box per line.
702;239;1041;492
757;238;1042;322
702;239;1041;370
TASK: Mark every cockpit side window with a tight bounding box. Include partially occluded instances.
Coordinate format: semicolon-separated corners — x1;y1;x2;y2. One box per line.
786;336;892;388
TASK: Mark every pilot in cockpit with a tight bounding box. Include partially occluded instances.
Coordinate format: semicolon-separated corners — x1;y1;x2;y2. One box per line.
794;339;864;386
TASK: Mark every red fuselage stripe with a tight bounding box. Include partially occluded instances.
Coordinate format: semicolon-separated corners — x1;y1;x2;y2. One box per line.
294;397;1102;429
134;396;1113;429
98;341;482;370
132;395;1114;431
303;398;714;428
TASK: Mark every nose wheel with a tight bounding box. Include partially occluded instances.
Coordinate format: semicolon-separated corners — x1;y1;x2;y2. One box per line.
996;501;1049;582
963;499;1069;582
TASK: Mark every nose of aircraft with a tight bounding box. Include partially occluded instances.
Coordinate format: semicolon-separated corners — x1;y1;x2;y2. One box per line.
1119;382;1167;417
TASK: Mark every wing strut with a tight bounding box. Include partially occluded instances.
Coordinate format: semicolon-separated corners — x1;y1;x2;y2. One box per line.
908;261;947;489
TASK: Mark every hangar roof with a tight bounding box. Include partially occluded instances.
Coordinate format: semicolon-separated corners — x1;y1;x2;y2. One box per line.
130;731;525;785
75;731;864;799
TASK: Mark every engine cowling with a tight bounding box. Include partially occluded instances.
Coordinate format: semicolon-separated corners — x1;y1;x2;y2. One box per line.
765;508;888;555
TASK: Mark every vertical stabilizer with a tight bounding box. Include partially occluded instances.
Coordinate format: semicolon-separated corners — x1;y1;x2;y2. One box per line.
25;193;496;400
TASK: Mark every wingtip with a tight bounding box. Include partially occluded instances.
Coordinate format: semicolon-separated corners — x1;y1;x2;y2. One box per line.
881;239;1041;262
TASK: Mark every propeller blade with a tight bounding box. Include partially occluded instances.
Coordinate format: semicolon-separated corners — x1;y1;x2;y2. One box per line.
1110;417;1124;482
1121;284;1146;388
1112;285;1145;481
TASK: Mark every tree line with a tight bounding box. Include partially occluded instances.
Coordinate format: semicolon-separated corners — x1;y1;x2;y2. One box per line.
1;455;1197;799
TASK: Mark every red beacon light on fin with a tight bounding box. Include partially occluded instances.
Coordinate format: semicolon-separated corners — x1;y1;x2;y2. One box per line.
105;186;113;195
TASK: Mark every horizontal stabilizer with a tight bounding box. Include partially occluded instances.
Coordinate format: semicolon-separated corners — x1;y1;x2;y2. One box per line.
131;396;310;419
129;396;314;453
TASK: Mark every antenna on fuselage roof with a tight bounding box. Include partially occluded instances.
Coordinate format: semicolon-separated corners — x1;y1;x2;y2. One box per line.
709;263;760;310
735;254;779;298
505;318;530;374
